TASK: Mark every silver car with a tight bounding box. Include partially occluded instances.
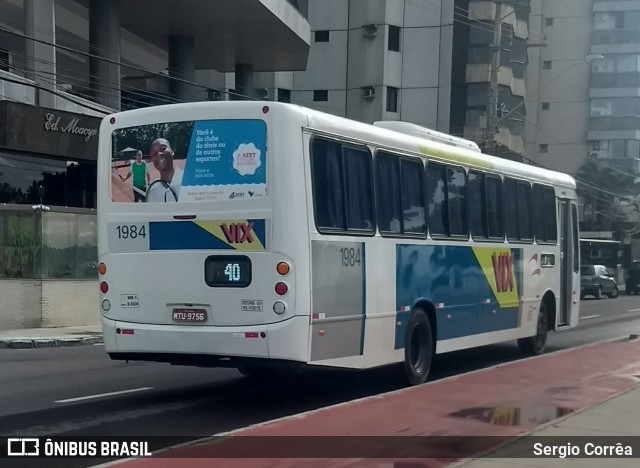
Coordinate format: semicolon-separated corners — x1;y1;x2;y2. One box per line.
580;265;619;299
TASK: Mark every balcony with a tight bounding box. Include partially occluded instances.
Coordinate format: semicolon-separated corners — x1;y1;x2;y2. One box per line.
589;115;640;131
592;29;640;45
116;0;310;72
594;158;640;175
590;72;640;88
0;71;36;105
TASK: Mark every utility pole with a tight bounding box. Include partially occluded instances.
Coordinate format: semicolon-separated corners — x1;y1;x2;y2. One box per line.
485;1;503;157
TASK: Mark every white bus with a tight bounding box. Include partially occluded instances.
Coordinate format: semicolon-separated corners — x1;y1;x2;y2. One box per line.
97;101;580;385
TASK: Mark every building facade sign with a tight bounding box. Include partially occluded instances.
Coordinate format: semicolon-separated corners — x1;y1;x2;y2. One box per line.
0;101;101;161
44;113;98;142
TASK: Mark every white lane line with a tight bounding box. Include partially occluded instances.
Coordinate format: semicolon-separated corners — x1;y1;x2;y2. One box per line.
55;387;153;404
628;308;640;312
93;343;104;346
581;315;600;320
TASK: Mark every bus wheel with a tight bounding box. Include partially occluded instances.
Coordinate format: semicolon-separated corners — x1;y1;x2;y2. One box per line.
403;309;434;386
517;302;548;356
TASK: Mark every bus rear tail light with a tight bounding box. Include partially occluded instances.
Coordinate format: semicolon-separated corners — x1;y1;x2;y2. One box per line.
276;262;290;276
275;282;288;296
100;281;109;294
98;263;107;275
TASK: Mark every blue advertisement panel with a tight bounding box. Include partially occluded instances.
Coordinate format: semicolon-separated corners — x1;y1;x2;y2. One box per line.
111;119;267;203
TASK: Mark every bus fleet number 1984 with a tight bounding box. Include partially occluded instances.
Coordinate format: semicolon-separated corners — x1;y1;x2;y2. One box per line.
340;247;361;267
116;225;147;239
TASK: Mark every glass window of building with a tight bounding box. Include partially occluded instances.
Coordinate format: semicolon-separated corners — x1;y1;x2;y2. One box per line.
313;90;328;102
314;30;330;42
388;25;401;52
386;87;399;113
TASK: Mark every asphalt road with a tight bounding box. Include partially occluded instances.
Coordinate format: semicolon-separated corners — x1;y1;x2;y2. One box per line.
2;296;640;467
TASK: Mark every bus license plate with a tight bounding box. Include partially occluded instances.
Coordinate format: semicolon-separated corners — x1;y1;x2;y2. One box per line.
172;309;207;322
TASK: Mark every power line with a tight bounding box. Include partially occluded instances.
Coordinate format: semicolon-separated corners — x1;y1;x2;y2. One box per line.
0;25;257;103
0;0;534;114
5;57;175;112
0;73;110;115
3;0;633;198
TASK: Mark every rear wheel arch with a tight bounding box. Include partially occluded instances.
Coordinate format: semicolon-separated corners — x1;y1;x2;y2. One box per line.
518;295;551;356
412;300;438;344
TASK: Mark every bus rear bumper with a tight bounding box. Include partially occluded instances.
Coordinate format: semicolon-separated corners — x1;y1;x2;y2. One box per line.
101;315;309;366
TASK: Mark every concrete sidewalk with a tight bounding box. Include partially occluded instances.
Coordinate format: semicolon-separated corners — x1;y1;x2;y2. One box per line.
0;324;103;349
451;384;640;467
96;335;640;467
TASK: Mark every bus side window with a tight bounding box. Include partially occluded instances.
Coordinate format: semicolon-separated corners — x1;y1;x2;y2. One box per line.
543;187;558;243
376;152;402;234
486;175;504;239
504;178;519;241
343;146;375;232
533;184;545;242
469;170;487;239
517;181;533;241
426;162;447;236
400;158;426;235
447;167;467;237
311;137;374;234
533;183;557;244
311;139;345;231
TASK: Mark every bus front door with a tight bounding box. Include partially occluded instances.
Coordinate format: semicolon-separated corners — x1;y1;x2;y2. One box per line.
558;199;579;328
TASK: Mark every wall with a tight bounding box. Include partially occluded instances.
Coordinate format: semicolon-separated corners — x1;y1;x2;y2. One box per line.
0;207;98;329
525;0;594;173
42;280;99;327
285;0;454;130
0;280;42;329
0;280;98;329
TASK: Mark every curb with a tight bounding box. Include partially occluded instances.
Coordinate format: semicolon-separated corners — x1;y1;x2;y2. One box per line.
0;335;103;349
448;381;640;467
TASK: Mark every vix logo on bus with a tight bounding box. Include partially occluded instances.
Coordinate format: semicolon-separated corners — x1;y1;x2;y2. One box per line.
194;219;266;251
221;223;255;244
473;247;520;309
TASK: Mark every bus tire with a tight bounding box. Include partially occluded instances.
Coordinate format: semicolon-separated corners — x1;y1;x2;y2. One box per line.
517;302;548;356
403;309;434;386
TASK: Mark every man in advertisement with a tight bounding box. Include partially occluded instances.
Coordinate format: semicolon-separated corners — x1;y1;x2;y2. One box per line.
146;138;184;203
119;150;149;202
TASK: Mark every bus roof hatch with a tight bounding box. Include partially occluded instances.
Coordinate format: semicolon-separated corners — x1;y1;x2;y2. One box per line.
373;121;481;153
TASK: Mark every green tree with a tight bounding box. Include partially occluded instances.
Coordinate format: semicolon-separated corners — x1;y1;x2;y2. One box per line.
112;121;195;160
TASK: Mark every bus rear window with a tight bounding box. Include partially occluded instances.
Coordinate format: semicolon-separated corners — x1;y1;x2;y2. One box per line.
110;119;267;203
